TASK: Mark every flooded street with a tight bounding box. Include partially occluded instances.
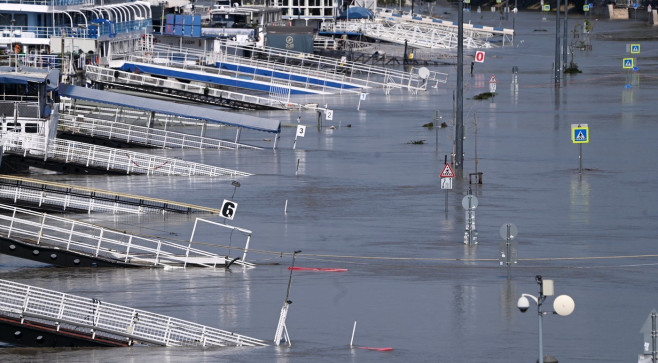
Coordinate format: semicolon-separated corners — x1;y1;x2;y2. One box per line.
2;8;658;362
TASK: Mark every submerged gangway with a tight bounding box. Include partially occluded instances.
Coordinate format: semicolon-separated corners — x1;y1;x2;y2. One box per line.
210;40;448;93
376;11;515;44
85;65;320;111
113;42;446;94
1;134;251;177
58;113;263;151
0;175;221;214
321;20;495;50
0;203;255;268
0;279;268;347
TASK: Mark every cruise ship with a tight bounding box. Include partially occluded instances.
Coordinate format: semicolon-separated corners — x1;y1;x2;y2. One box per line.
0;0;152;65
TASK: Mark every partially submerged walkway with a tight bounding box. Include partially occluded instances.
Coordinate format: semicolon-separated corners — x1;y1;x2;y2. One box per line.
0;175;221;214
0;279;268;347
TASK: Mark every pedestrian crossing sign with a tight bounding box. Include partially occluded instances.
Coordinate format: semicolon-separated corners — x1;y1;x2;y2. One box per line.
440;163;455;178
543;4;550;11
571;124;589;144
623;58;634;69
583;4;590;11
631;44;640;54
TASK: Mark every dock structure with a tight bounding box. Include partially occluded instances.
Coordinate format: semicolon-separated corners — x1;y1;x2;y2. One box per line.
320;12;514;50
0;202;255;268
0;175;221;214
110;42;446;95
0;279;268;347
2;136;252;177
85;65;319;111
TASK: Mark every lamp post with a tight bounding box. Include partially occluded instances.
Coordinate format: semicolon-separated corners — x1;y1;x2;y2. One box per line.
517;275;575;363
231;180;240;199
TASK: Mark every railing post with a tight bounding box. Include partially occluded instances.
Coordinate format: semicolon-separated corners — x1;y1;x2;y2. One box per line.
95;228;104;257
36;213;47;245
124;235;133;263
155;239;162;266
7;208;17;238
66;223;75;250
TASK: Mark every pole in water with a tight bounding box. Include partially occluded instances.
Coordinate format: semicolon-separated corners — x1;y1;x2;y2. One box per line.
295;159;300;176
284;199;288;214
579;143;582;174
350;321;357;346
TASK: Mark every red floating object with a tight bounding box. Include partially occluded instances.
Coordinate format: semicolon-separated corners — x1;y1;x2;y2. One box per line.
288;267;348;272
357;346;393;351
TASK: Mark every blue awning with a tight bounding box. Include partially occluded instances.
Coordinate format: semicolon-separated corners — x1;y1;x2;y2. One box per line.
59;84;281;133
337;7;374;20
0;67;60;91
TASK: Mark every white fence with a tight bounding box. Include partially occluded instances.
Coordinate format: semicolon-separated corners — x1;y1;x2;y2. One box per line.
0;279;268;347
0;203;255;268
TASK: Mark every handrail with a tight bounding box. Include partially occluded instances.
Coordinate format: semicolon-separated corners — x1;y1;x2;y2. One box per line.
0;279;267;346
0;202;255;268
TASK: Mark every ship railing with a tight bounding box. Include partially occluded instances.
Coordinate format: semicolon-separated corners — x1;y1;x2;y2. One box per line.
0;279;267;346
0;203;256;269
1;136;252;177
58;113;262;150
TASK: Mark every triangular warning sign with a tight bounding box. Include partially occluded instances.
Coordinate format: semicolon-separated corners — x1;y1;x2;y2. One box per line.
489;74;497;83
440;163;455;178
575;131;586;141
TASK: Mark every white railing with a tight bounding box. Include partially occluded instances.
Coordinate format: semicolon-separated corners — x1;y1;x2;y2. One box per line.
1;135;251;177
0;175;221;215
58;114;262;150
0;203;255;268
84;65;313;111
0;279;267;347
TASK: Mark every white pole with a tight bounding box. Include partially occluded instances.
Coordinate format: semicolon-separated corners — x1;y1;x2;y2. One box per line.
350;321;357;346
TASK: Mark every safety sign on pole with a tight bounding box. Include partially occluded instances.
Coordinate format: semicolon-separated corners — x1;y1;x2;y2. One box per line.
475;51;485;63
440;163;455;178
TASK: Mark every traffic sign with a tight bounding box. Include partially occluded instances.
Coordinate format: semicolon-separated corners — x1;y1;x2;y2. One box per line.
360;92;367;101
488;74;497;93
441;177;453;189
221;199;238;220
631;44;640;54
543;4;550;11
440;163;455;178
462;195;478;210
475;51;485;63
583;4;589;11
623;58;634;69
488;74;497;83
571;124;589;144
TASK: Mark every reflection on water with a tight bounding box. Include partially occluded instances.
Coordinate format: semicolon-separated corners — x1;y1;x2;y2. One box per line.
570;175;590;225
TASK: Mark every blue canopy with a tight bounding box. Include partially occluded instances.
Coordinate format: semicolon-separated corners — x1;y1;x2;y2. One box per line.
337;7;374;20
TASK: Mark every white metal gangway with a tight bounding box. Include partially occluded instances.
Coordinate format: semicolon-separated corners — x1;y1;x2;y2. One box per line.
117;42;447;94
0;202;255;269
0;175;222;215
375;10;514;45
1;134;251;177
209;40;449;94
0;279;268;347
322;20;495;50
58;113;262;151
85;65;319;111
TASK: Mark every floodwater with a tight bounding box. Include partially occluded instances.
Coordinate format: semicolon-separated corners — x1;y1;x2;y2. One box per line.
2;8;658;363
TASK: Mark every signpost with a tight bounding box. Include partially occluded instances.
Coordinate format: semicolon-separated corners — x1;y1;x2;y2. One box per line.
293;124;306;150
220;199;238;220
475;51;485;63
499;223;518;280
357;91;367;111
623;58;635;69
488;74;497;93
462;194;478;245
571;124;589;173
440;163;454;212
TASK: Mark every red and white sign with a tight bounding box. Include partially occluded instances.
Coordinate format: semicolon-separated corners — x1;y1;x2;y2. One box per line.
440;163;455;178
489;74;497;83
475;51;485;63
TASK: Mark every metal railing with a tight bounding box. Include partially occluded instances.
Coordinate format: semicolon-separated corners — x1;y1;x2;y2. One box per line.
58;113;262;150
0;279;268;346
84;65;315;111
0;175;221;214
1;135;252;177
0;202;255;268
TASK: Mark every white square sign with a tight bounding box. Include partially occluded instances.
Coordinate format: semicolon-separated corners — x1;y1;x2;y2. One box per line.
296;125;306;137
326;109;334;121
441;178;453;189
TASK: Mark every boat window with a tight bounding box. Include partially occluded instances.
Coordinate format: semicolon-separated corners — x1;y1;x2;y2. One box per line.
24;123;40;133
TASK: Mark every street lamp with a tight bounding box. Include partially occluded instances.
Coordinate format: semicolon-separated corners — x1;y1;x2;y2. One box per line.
517;275;575;363
230;180;240;199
